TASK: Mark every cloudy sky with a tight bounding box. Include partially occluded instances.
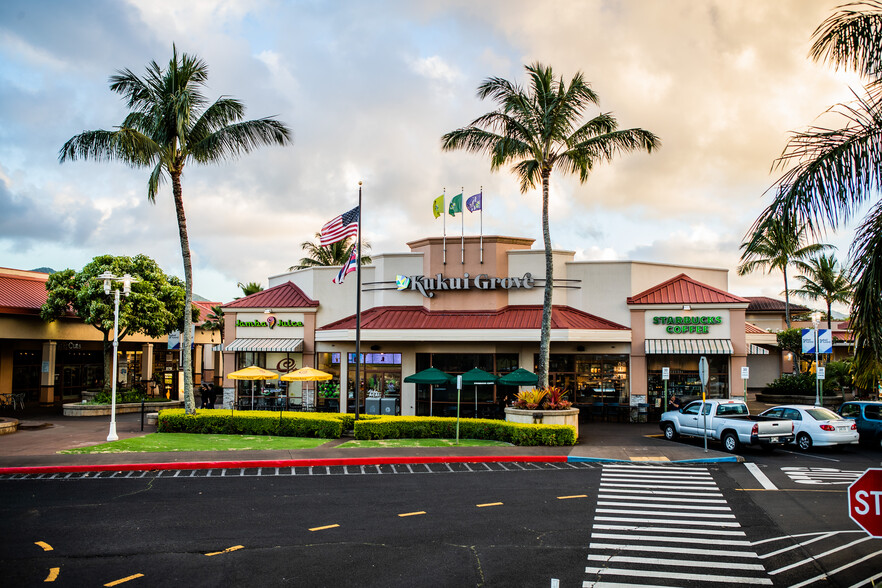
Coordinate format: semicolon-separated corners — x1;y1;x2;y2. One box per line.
0;0;864;310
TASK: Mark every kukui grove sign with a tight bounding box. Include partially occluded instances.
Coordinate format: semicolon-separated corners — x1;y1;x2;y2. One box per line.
397;272;535;298
652;315;722;335
235;318;303;329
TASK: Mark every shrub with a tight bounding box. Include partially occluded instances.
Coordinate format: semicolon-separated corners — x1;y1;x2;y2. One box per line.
764;372;815;396
353;415;576;446
90;388;148;404
157;409;357;438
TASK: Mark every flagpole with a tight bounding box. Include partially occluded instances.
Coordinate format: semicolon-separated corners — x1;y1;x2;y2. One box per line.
479;187;484;264
442;188;447;265
354;182;362;421
460;187;465;264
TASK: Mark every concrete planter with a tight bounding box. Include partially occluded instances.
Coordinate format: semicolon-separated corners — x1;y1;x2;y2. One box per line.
504;407;579;437
0;417;18;435
63;400;184;417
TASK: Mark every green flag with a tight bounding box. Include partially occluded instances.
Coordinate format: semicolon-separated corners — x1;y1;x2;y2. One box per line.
433;195;444;219
448;193;462;217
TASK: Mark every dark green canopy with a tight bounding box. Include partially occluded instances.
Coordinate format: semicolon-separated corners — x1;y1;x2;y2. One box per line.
497;368;538;386
457;367;498;385
404;367;453;385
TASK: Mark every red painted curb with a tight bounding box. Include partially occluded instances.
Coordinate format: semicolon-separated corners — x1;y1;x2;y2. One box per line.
0;455;569;475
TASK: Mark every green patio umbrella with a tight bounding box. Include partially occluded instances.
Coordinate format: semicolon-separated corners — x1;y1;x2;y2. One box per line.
456;368;498;415
404;367;452;417
497;368;539;386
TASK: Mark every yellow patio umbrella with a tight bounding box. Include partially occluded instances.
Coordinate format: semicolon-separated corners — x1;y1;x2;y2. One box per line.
281;367;333;411
228;365;279;410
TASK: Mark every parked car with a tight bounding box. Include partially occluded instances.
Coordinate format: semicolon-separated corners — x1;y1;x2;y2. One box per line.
837;401;882;448
660;399;794;453
759;405;858;450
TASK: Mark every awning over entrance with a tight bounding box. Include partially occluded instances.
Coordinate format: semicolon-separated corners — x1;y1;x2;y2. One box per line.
748;344;770;355
224;338;303;352
644;339;733;354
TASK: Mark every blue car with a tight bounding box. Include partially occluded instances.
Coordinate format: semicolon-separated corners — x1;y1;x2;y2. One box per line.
837;401;882;449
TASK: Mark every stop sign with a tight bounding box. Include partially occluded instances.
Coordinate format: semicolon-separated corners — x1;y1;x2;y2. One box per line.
848;469;882;537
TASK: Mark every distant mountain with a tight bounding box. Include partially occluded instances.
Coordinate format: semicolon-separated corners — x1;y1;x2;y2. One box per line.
192;293;210;302
29;267;55;274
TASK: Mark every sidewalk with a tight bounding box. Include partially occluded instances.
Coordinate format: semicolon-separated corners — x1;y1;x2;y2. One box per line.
0;412;740;473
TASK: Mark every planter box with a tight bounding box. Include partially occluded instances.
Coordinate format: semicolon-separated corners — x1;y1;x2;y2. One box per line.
63;400;184;417
504;407;579;437
755;394;844;407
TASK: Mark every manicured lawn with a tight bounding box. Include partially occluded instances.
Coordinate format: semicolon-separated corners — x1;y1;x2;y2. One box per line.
338;438;512;448
60;433;330;454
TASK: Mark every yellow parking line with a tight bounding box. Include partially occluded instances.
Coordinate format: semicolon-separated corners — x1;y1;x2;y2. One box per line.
205;545;243;556
557;495;587;500
476;502;503;508
44;567;60;582
309;524;340;532
35;541;53;551
398;511;426;517
104;573;144;586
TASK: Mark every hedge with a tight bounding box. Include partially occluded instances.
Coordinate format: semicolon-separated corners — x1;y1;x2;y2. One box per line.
353;416;577;446
157;408;362;438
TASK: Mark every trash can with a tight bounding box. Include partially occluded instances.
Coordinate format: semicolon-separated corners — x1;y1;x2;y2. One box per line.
366;397;381;415
380;397;397;415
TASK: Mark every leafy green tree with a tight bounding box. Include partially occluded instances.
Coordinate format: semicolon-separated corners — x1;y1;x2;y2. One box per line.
289;233;372;270
756;3;882;388
776;328;808;374
59;46;292;414
40;254;198;392
738;216;830;329
441;62;659;386
789;253;853;329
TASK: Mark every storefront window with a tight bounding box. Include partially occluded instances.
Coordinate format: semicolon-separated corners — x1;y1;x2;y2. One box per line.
413;353;519;419
12;350;41;403
647;355;729;405
538;353;630;406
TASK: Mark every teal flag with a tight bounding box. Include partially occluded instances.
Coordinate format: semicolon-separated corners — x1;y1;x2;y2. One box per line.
448;193;462;216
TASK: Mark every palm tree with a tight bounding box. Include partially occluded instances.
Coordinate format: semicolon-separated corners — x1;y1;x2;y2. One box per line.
289;234;372;270
789;253;853;330
59;46;292;414
441;62;659;387
237;282;264;297
203;305;225;332
738;216;831;329
756;2;882;376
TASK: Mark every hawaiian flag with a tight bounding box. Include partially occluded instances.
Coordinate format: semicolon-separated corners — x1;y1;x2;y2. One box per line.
466;193;482;212
320;206;359;246
333;245;358;284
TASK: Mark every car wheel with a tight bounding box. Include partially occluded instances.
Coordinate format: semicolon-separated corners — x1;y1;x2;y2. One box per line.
722;432;739;453
797;433;813;451
663;423;678;441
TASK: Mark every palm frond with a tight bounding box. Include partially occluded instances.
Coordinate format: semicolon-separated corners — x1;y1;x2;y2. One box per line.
191;118;292;163
810;1;882;80
848;200;882;356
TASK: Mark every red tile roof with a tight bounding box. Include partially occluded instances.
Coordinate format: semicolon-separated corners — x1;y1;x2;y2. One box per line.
745;296;810;314
193;301;222;324
223;281;319;309
318;305;629;331
0;271;51;315
745;322;770;334
627;273;749;305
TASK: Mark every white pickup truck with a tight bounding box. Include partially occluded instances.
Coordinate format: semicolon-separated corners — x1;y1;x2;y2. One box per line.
660;399;794;452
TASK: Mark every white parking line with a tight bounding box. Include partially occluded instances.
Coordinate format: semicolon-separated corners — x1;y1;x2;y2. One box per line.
744;462;777;490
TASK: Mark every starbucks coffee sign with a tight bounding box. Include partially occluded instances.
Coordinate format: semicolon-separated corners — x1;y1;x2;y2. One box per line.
397;272;535;298
652;315;722;335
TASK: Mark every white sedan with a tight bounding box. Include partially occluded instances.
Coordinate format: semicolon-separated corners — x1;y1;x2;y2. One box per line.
759;405;859;450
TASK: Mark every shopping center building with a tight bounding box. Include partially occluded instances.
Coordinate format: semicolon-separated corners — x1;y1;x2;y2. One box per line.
220;235;779;420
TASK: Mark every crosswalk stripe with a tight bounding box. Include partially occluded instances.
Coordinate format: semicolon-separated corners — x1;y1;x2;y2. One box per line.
583;566;772;584
583;582;672;588
593;524;745;536
595;515;741;527
598;493;726;504
597;508;735;519
597;500;731;511
595;487;723;498
587;553;766;571
603;464;714;473
600;482;721;491
590;542;758;558
591;533;751;546
601;475;715;485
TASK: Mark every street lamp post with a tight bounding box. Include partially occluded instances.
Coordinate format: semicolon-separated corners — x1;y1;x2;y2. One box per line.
812;310;821;407
97;271;136;442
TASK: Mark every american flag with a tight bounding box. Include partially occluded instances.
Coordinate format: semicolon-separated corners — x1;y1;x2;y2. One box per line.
320;206;359;246
332;245;358;284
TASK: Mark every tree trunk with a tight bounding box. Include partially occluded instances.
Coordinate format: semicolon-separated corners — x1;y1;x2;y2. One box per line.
783;267;791;329
538;169;553;389
171;169;195;414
